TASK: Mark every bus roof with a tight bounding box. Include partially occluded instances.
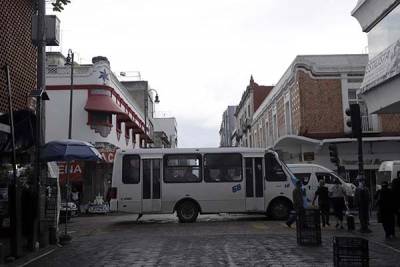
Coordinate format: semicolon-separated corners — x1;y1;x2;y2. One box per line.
118;147;270;155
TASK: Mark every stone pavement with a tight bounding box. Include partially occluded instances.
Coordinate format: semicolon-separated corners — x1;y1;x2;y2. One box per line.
16;213;400;266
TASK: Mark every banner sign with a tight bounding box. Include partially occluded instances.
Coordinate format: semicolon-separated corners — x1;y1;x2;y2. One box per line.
100;151;116;163
58;161;83;183
361;39;400;94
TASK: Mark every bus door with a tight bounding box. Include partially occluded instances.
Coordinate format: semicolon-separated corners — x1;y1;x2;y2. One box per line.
245;157;265;212
142;159;162;213
118;155;142;213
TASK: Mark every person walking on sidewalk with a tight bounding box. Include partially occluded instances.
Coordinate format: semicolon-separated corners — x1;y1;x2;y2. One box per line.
376;181;396;239
286;180;304;227
313;180;330;227
355;177;372;233
391;174;400;227
330;178;346;229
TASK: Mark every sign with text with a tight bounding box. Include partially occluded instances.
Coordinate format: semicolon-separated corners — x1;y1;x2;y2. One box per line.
361;39;400;93
58;162;83;184
100;151;116;163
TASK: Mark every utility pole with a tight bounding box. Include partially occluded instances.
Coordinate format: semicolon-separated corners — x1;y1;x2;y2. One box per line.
33;0;46;249
4;65;22;258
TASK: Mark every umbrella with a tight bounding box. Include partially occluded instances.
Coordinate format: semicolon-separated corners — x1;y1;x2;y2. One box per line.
40;139;103;162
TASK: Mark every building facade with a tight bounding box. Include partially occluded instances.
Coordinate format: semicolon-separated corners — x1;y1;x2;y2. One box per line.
248;54;400;191
352;0;400;114
234;76;273;147
219;106;237;147
154;117;178;148
45;52;158;206
0;0;37;113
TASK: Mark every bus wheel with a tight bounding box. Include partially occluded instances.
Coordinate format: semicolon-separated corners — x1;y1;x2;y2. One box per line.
177;201;199;223
269;199;291;220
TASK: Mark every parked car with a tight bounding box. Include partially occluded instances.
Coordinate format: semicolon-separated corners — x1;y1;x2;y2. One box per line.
287;163;356;207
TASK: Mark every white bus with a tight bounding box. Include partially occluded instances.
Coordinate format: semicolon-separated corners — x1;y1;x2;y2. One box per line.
109;147;297;222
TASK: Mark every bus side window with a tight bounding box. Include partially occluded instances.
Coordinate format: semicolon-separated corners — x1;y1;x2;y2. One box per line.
204;153;242;183
265;154;287;181
294;173;311;185
122;155;140;184
316;173;335;184
163;154;202;183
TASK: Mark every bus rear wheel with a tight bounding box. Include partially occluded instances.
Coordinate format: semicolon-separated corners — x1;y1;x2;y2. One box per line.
177;201;199;223
269;199;291;220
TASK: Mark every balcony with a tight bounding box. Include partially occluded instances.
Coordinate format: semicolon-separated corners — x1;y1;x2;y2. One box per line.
361;114;381;133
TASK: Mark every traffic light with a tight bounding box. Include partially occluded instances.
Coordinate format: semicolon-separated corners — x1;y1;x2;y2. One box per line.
328;144;339;165
345;103;362;138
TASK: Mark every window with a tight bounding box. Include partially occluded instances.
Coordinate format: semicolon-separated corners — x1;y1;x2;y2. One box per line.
153;159;161;199
368;4;400;58
204;153;242;182
89;112;112;126
245;158;253;197
293;173;311;185
316;173;338;184
265;153;287;181
122;155;140;184
164;154;201;183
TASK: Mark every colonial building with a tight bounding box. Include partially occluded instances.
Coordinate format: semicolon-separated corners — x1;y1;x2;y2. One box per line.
234;76;273;147
352;0;400;114
250;54;400;190
219;106;236;147
45;52;160;207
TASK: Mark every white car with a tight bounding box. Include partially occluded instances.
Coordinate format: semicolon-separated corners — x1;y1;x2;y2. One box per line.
287;163;356;206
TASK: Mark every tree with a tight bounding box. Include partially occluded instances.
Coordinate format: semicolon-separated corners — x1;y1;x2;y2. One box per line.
52;0;71;12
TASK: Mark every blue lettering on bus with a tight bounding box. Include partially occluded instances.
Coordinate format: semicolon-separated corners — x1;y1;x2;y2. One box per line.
232;184;241;193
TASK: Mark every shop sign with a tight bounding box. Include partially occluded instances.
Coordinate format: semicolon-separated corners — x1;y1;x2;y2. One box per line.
100;151;116;163
58;162;83;183
361;39;400;94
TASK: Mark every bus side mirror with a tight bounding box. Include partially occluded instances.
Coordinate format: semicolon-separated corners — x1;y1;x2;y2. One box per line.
397;171;400;179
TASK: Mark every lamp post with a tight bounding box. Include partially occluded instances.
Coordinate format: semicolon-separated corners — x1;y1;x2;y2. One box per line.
143;88;160;148
60;49;74;244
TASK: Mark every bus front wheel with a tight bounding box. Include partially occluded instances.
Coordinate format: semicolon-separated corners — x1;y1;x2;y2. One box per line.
269;199;291;220
177;201;199;223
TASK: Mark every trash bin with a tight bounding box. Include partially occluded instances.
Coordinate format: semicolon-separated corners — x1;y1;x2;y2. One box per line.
296;209;321;246
333;236;369;267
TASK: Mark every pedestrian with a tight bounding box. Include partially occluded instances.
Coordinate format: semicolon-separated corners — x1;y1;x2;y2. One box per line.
71;187;80;213
354;177;372;233
286;180;304;228
376;181;396;239
391;173;400;227
312;179;330;227
330;178;346;229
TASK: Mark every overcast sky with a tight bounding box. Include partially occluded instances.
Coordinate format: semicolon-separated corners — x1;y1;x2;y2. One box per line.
49;0;367;148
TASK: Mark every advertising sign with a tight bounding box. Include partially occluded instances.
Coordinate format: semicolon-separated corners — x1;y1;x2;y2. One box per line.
361;39;400;93
58;162;83;183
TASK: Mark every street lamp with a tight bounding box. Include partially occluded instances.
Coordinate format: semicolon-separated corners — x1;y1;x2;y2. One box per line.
59;49;74;244
143;88;160;148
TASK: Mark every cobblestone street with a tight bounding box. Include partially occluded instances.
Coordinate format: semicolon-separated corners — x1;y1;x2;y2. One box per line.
14;213;400;266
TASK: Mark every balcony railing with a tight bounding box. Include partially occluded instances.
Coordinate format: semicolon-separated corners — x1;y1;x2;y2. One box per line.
361;115;381;133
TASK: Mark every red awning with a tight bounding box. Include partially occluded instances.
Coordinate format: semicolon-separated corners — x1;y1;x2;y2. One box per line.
117;112;131;122
84;94;124;114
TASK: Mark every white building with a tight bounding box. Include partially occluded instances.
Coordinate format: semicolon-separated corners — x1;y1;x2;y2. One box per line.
45;52;159;205
154;117;178;148
352;0;400;114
